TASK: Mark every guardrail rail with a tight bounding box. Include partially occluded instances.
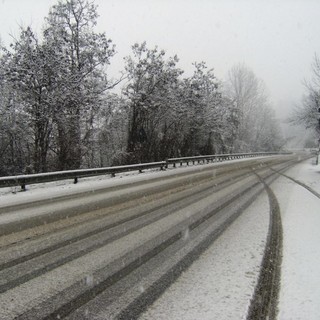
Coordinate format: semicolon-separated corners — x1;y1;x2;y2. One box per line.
0;152;288;191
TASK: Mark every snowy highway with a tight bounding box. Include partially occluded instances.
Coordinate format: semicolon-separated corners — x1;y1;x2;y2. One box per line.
1;1;319;319
0;154;314;319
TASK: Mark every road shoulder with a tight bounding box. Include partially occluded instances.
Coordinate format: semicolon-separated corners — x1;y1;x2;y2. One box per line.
271;160;320;319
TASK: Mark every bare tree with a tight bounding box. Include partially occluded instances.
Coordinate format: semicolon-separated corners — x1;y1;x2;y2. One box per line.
0;55;31;175
123;42;183;163
44;0;116;170
2;27;55;173
225;63;283;151
291;54;320;134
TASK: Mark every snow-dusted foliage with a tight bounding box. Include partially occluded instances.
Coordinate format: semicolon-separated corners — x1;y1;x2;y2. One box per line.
0;53;32;175
178;62;236;155
123;42;184;163
0;1;284;176
291;54;320;135
225;64;284;152
121;46;238;163
43;0;115;170
1;0;115;174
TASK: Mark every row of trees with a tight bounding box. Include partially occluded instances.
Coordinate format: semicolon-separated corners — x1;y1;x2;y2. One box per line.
0;0;284;176
291;55;320;139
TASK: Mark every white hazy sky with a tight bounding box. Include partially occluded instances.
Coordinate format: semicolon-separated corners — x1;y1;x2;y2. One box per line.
1;0;320;120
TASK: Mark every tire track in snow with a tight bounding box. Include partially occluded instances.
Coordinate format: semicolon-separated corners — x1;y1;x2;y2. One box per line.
247;171;283;320
270;168;320;200
0;156;301;319
0;170;252;293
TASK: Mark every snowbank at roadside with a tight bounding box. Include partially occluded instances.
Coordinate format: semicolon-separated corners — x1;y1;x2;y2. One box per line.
272;158;320;319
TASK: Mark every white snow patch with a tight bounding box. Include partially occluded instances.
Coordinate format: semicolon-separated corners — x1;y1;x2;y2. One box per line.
139;192;270;320
272;159;320;319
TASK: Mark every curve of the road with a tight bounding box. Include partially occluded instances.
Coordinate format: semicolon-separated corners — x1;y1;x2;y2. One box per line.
0;154;310;320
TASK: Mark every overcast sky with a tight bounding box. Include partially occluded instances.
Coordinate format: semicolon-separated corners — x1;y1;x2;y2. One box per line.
1;0;320;120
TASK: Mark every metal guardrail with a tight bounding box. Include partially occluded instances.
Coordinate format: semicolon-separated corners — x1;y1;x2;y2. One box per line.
0;152;286;190
166;152;280;167
0;162;167;191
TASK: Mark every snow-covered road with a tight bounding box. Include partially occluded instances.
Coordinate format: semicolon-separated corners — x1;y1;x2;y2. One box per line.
1;155;319;319
139;157;320;320
139;186;270;320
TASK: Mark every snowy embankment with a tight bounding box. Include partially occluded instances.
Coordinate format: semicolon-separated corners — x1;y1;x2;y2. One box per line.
272;159;320;319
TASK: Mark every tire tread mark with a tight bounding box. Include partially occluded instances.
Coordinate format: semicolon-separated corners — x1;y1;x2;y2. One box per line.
270;168;320;199
18;178;264;320
247;171;282;320
115;178;271;319
0;170;251;274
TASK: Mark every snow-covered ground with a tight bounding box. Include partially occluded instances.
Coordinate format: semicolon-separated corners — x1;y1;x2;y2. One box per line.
139;158;320;320
1;157;319;319
140;188;270;320
273;159;320;320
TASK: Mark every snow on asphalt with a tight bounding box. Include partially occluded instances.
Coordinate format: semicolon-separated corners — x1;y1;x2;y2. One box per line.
139;190;270;320
1;156;320;319
140;157;320;320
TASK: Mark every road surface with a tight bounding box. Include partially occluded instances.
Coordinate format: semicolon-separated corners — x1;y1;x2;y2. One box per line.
0;154;308;319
